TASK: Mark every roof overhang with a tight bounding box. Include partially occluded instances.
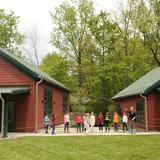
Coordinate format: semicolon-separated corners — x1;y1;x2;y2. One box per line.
0;48;71;93
0;86;30;95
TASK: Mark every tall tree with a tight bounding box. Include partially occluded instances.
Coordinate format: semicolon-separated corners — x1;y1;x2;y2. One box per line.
127;0;160;65
86;11;120;109
40;53;76;90
50;0;94;87
0;9;24;55
22;28;41;68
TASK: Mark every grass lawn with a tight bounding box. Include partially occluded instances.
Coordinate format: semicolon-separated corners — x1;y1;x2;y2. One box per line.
0;135;160;160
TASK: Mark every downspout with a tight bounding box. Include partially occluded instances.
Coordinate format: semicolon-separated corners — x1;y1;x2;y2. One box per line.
35;76;43;133
140;93;148;131
0;93;5;138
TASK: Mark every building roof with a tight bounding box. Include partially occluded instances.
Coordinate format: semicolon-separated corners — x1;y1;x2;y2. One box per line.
0;48;70;92
112;67;160;100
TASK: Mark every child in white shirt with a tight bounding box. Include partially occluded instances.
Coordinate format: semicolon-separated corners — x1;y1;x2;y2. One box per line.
90;112;95;132
122;113;128;132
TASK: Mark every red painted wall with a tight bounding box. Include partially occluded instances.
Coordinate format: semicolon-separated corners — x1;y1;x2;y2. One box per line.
40;85;69;125
0;57;36;132
147;91;160;130
118;92;160;130
0;57;70;132
118;95;146;129
53;88;64;124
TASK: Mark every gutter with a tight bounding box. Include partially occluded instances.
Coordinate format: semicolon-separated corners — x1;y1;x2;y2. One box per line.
140;93;148;131
0;93;5;138
35;76;43;133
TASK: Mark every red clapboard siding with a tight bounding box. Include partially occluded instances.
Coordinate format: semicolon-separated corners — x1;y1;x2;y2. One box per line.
53;88;64;124
119;96;138;113
41;84;70;126
37;83;45;129
118;92;160;130
147;91;160;130
0;57;34;85
119;96;145;129
0;57;36;132
0;56;70;132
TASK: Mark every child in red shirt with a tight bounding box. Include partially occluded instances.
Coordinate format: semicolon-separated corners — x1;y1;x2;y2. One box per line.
75;113;82;133
98;112;104;131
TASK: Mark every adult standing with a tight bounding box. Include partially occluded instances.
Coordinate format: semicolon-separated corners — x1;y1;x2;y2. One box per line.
64;111;70;133
128;107;136;134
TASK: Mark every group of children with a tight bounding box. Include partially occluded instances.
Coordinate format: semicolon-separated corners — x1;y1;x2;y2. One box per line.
63;111;96;134
75;112;96;134
97;107;136;133
98;112;127;132
44;113;59;134
73;107;136;134
44;106;136;134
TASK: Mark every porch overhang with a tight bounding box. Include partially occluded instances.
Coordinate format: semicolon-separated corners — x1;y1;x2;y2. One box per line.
0;86;30;95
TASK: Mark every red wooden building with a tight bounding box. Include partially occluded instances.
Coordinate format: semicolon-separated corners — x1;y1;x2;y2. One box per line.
0;48;70;136
112;68;160;131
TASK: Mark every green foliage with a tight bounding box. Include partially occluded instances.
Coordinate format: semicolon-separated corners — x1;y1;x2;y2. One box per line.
71;103;86;113
124;0;160;65
40;53;76;90
50;0;94;87
49;0;158;115
0;9;24;55
107;104;121;116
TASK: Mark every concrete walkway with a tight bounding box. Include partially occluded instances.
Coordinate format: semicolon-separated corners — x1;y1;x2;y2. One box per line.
1;125;160;139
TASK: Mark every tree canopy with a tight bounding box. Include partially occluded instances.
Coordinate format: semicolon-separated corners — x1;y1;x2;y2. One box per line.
41;0;158;114
0;9;24;55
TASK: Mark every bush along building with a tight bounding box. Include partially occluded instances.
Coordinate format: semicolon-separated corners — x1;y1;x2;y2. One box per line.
112;68;160;131
0;48;70;138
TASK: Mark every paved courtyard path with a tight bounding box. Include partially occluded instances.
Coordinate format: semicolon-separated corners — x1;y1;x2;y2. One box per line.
1;125;160;139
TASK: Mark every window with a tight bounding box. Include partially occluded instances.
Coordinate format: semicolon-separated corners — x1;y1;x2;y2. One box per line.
63;94;68;113
44;88;53;115
136;100;144;124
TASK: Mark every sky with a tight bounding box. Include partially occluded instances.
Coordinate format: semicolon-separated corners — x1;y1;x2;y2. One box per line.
0;0;120;61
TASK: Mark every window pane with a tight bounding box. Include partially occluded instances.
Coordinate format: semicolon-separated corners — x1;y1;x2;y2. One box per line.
63;95;68;113
44;88;53;115
136;100;144;124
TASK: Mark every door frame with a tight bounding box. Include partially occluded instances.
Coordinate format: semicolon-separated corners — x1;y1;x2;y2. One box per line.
7;98;16;132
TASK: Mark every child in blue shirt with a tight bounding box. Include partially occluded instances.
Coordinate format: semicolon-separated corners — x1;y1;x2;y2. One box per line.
44;113;49;133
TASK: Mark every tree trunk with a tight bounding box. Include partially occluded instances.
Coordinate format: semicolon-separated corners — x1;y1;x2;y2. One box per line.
78;53;83;88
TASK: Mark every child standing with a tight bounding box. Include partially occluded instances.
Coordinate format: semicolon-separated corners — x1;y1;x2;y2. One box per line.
44;113;50;133
98;112;104;131
90;112;95;132
75;113;82;133
84;113;90;134
105;112;111;132
51;113;59;134
64;111;70;133
122;113;128;132
82;113;86;132
113;112;119;132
